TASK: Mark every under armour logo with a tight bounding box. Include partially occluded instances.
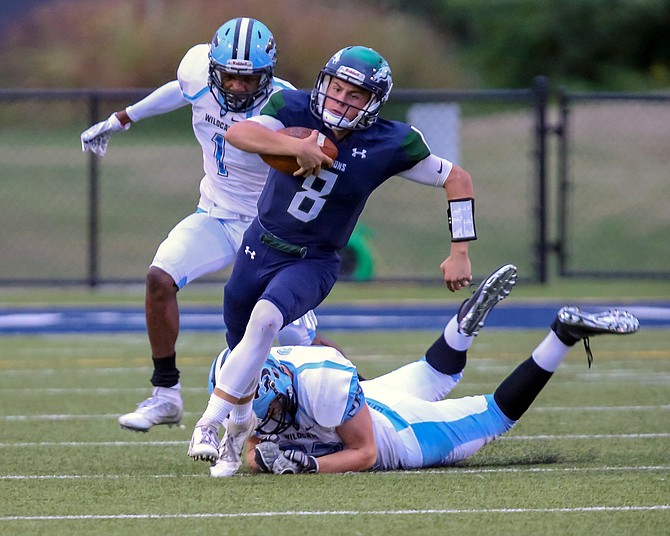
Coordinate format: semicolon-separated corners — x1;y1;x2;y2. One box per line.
351;148;367;158
244;246;256;259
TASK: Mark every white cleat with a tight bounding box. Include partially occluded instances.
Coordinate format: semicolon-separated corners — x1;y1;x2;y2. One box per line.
210;415;258;477
118;389;183;432
188;424;220;463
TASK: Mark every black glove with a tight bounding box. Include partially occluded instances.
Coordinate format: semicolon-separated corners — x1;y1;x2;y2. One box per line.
272;449;319;474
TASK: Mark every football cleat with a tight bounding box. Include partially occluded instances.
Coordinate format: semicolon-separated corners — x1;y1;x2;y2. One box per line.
187;424;220;463
210;415;258;477
457;264;517;337
552;306;640;367
118;389;183;432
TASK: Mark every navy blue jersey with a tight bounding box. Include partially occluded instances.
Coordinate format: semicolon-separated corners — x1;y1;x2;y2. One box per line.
257;90;431;250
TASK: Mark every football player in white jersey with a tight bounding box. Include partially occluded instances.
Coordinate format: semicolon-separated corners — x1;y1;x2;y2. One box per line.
204;264;639;475
80;18;328;444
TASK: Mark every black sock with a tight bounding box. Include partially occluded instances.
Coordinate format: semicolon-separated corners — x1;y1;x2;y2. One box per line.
493;357;553;420
551;317;579;346
150;353;180;387
425;334;466;375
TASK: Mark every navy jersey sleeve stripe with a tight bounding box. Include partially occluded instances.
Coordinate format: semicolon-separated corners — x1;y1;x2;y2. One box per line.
260;90;288;118
402;128;431;164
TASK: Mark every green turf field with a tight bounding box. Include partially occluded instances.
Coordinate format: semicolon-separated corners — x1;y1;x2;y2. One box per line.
1;323;668;535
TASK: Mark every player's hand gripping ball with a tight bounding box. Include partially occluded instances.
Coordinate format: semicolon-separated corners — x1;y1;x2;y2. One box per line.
260;126;338;174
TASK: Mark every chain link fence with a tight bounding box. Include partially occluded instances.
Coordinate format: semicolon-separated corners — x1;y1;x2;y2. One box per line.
2;81;666;286
554;91;670;279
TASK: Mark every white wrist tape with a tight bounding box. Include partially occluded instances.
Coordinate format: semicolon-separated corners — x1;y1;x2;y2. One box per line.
447;197;477;242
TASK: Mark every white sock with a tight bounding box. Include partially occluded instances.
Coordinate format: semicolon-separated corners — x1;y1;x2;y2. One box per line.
444;316;474;351
230;375;258;425
153;383;181;404
230;401;253;425
531;331;572;372
196;394;234;431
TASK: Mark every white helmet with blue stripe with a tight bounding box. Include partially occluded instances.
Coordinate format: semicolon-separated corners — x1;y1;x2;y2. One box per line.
208;17;277;113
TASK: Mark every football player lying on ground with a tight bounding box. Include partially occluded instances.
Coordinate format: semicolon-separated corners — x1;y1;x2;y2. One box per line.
204;264;639;475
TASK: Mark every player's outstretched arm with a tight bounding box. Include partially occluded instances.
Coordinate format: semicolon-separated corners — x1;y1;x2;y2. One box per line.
80;81;187;157
80;112;131;156
441;164;475;291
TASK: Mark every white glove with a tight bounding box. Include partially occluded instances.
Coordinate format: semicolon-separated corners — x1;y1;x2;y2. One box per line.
254;441;282;473
271;449;319;475
80;113;130;156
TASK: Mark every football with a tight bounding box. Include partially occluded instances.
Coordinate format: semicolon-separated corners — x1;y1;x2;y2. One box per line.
260;126;338;174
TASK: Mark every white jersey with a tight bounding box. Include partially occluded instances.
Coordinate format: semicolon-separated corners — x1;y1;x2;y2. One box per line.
177;44;296;219
263;346;363;458
263;347;515;471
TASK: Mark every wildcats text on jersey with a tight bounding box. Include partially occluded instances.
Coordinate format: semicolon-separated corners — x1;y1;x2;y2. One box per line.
205;113;231;130
282;430;320;441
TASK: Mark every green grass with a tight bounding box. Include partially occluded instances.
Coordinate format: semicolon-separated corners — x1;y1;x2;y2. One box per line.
1;326;668;535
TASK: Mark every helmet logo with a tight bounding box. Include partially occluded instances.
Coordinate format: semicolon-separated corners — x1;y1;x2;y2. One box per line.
337;66;365;83
372;65;391;83
330;49;344;64
226;58;253;69
266;36;276;56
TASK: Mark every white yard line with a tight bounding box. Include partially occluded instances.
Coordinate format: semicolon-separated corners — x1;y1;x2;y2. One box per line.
0;387;205;395
1;464;668;480
0;433;668;448
1;505;668;522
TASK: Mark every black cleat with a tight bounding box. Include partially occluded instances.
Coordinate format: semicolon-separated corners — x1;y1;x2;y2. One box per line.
552;306;640;367
457;264;517;336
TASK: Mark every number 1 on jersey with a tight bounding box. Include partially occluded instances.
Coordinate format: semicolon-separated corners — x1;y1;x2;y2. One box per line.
212;133;228;176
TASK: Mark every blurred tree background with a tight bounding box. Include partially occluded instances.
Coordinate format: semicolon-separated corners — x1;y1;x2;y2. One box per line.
1;0;668;90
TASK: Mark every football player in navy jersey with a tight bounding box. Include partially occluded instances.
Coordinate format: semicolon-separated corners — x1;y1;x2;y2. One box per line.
188;46;479;472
